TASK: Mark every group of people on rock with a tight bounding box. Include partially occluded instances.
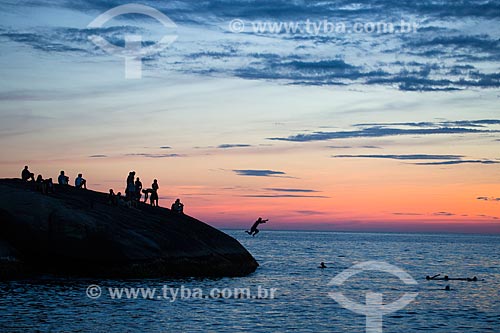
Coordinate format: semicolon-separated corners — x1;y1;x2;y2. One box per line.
22;165;185;213
113;171;160;207
22;166;86;195
106;171;185;213
56;170;87;189
23;166;54;194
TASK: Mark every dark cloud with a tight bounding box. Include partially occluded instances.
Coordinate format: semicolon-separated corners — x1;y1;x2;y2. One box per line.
295;210;327;215
234;58;392;87
271;119;500;142
417;1;500;19
265;188;319;193
233;53;500;90
126;153;184;158
477;196;500;201
355;119;500;128
407;35;500;55
188;51;236;60
217;144;252;149
333;154;463;161
433;212;455;216
393;212;424;216
269;126;496;142
477;214;499;220
233;169;286;177
328;145;381;149
8;0;500;20
1;26;147;55
414;160;499;165
89;154;107;158
160;146;172;149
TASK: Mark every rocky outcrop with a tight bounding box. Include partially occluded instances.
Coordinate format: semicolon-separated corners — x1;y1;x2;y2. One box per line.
0;179;258;279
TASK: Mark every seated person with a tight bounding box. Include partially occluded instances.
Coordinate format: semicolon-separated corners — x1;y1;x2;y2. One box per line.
171;198;184;214
35;174;44;192
107;189;117;205
43;178;55;194
75;173;87;189
21;166;35;182
116;192;131;208
58;171;69;185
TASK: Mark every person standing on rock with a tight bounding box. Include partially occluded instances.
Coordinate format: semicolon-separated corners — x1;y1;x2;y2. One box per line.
150;179;159;207
246;217;268;237
125;171;135;201
134;177;143;202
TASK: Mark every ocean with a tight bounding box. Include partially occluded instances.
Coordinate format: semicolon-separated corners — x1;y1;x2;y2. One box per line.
1;231;499;332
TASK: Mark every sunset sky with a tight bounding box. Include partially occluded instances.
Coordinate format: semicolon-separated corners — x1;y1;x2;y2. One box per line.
1;0;499;233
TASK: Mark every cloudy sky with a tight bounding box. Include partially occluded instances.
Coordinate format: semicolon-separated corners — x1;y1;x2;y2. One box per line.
1;0;499;233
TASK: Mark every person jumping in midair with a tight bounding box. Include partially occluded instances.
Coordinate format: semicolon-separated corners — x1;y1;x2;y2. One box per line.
246;217;268;236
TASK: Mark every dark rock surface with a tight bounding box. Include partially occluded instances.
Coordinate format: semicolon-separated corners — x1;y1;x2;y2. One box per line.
0;179;258;280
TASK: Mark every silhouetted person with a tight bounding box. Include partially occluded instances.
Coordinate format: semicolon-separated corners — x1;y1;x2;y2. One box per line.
58;171;69;185
75;173;87;189
43;178;54;194
21;166;35;182
125;171;136;199
150;179;159;207
246;217;268;236
142;188;153;203
444;285;451;291
107;189;117;206
35;176;53;194
319;262;327;269
171;198;184;214
35;174;44;192
126;171;135;185
117;192;131;208
135;177;142;202
126;179;135;201
426;274;441;280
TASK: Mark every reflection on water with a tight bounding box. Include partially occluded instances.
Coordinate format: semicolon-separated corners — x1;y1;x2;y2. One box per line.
1;231;499;332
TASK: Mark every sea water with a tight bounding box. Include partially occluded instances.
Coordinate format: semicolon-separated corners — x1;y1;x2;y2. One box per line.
1;231;499;332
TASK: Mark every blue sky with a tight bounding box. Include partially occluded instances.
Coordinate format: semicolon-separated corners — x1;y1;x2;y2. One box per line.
1;0;499;90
